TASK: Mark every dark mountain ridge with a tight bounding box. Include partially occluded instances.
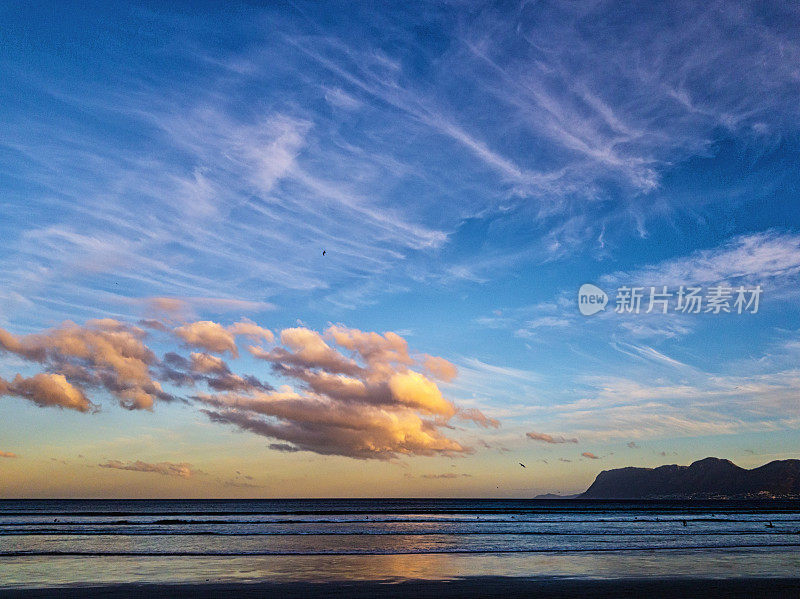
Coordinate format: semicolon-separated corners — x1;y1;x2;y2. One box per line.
579;457;800;499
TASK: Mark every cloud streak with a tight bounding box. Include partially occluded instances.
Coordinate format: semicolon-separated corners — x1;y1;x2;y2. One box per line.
99;460;194;478
526;431;578;444
603;231;800;288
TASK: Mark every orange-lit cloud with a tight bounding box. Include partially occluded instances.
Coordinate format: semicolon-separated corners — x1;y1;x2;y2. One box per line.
159;351;272;394
0;318;496;460
582;451;600;459
99;459;194;478
173;321;239;356
144;297;275;319
458;408;500;428
387;370;454;415
227;320;274;343
0;373;95;412
249;327;361;375
148;297;188;315
202;325;497;459
173;320;274;357
327;325;413;370
0;451;17;458
423;355;458;382
190;352;229;374
0;319;165;410
527;431;578;444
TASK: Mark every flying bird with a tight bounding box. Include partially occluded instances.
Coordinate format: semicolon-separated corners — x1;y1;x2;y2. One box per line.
519;462;526;468
322;250;326;256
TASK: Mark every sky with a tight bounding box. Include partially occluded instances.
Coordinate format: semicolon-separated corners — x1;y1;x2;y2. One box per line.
1;0;799;498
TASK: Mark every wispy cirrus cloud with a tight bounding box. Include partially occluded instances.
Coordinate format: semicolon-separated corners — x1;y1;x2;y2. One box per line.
5;2;800;328
142;297;276;320
602;231;800;288
546;363;800;442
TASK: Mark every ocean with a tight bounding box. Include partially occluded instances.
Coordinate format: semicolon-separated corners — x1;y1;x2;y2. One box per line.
1;499;799;588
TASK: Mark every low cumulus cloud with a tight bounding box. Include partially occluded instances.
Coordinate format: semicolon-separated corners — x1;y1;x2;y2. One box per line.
526;431;578;444
582;452;600;459
423;355;458;382
158;351;272;394
627;441;640;449
1;373;95;412
99;459;194;478
0;318;494;461
0;319;166;410
173;320;273;357
198;324;496;459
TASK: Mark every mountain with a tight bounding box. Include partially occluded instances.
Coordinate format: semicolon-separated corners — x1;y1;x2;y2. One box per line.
579;457;800;499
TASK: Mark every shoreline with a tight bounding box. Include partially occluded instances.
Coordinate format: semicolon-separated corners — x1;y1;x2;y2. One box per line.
2;577;800;598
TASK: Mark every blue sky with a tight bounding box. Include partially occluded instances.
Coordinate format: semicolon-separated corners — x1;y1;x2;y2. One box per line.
0;0;799;497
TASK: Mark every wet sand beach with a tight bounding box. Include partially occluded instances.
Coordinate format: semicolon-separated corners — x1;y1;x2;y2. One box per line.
3;577;800;599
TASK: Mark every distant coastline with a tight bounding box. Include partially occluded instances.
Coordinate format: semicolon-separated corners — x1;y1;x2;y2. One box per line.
577;457;800;500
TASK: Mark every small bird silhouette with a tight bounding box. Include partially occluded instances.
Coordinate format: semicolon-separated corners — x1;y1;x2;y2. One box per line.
322;250;326;256
519;462;526;468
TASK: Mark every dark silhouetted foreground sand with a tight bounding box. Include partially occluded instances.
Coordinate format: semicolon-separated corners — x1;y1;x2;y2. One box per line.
2;577;800;598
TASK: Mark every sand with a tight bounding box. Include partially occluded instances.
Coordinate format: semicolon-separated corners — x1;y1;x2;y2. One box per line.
2;577;800;598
